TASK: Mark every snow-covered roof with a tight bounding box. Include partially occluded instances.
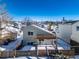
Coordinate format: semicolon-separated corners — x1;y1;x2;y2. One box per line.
1;29;10;35
32;25;55;35
5;26;19;33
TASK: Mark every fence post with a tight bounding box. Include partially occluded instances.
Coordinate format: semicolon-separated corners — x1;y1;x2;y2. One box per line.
14;50;16;58
0;51;1;57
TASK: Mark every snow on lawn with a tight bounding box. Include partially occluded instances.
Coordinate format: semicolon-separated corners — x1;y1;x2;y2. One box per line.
0;47;6;51
57;39;71;50
38;45;63;50
5;55;79;59
20;45;35;51
7;56;48;59
7;57;28;59
75;55;79;59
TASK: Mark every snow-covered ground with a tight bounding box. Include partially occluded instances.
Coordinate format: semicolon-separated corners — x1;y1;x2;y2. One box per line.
74;55;79;59
57;39;71;50
6;55;79;59
20;45;63;51
7;56;48;59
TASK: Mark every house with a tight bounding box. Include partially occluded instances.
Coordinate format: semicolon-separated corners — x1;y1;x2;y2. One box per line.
71;21;79;54
55;20;79;44
23;24;56;45
0;15;9;28
71;21;79;44
56;23;72;43
70;21;79;54
55;20;79;54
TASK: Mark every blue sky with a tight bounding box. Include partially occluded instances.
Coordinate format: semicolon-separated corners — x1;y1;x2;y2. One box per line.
2;0;79;21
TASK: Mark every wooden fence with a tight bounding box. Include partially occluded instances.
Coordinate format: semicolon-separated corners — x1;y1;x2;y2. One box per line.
0;50;74;58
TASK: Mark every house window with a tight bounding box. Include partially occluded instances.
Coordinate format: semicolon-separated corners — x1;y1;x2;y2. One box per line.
28;32;33;35
76;26;79;31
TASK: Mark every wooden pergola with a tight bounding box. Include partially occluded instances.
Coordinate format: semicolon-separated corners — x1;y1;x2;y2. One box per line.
33;34;56;41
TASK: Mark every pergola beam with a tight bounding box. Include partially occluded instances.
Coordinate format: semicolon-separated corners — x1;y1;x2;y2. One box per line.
33;35;56;40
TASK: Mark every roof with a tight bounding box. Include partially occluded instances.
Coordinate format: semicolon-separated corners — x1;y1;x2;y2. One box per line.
32;25;55;35
60;20;79;24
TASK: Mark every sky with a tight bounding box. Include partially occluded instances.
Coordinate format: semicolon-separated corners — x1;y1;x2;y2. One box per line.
1;0;79;21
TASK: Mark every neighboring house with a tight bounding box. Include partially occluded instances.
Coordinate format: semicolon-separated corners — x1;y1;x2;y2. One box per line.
0;21;7;28
56;23;72;43
71;21;79;43
70;21;79;54
56;20;79;43
0;15;9;28
23;24;56;45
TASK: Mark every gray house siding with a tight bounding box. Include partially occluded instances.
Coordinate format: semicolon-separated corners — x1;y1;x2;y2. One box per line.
23;25;54;45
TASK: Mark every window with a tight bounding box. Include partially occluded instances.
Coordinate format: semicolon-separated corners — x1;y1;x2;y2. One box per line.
76;26;79;31
28;32;30;35
28;32;33;35
31;32;33;35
